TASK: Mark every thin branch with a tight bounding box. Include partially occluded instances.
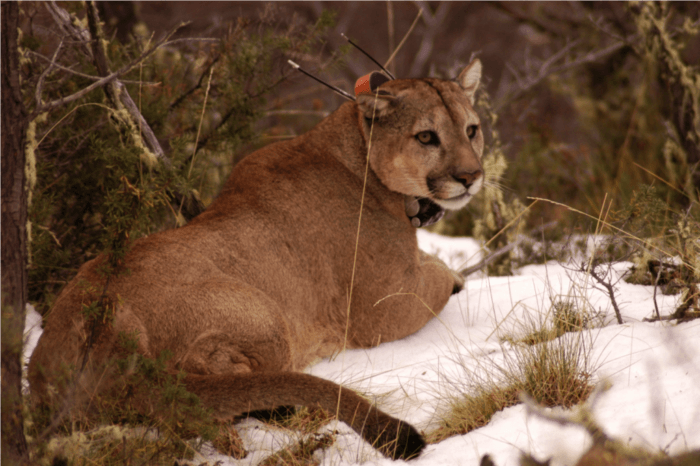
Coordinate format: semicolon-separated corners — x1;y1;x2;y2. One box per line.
408;2;450;76
35;40;63;109
652;261;662;321
117;81;167;163
85;1;115;98
384;8;423;70
28;50;159;86
37;2;185;164
45;1;91;56
386;0;395;76
585;263;624;324
193;67;298;154
33;27;179;115
188;65;214;178
459;221;557;278
168;54;221;112
162;37;219;46
491;2;565;38
459;238;521;278
494;38;628;112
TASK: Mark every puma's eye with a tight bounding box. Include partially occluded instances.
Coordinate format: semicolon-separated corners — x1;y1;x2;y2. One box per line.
416;131;439;146
466;125;479;139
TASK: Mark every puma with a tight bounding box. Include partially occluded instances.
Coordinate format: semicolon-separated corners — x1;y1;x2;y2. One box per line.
28;59;484;460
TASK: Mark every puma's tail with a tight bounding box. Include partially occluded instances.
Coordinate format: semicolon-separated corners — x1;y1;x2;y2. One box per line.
184;371;425;460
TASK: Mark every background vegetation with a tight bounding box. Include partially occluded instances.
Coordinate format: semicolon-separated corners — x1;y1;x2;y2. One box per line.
9;1;699;464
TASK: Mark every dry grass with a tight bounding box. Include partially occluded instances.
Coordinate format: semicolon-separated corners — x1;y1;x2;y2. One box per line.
428;297;596;444
252;407;336;466
258;432;335;466
33;425;201;466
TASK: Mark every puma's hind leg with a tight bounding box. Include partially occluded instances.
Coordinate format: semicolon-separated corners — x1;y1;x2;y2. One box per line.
169;281;296;376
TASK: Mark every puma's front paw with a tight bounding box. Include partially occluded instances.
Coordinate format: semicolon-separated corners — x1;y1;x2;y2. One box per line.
451;269;465;294
405;196;445;228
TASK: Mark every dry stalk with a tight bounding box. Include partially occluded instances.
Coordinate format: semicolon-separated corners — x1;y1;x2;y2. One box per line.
585;263;624;324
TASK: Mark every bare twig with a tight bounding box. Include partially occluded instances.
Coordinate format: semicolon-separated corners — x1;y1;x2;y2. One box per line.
585;263;624;324
193;67;299;154
384;8;423;70
33;28;179;116
28;50;159;86
491;3;569;38
494;38;628;112
188;66;215;179
38;2;184;164
34;40;63;109
386;1;395;76
652;261;662;321
85;1;116;98
168;54;221;112
459;221;557;278
459;238;521;278
45;1;91;56
408;2;450;76
117;81;168;164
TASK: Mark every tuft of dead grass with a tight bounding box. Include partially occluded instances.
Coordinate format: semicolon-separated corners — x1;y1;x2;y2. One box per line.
252;407;336;466
258;432;335;466
428;305;595;444
33;425;202;466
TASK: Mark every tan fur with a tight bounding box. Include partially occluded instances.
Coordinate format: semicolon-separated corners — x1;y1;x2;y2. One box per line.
29;60;484;460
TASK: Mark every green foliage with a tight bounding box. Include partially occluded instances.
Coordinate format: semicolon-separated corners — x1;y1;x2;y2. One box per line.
512;54;668;227
613;184;670;236
108;346;216;442
31;334;218;466
435;3;698;287
38;425;201;466
601;181;700;321
23;4;338;313
633;2;700;204
463;3;699;257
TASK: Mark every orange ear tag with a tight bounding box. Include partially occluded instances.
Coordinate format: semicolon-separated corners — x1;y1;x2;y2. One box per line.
354;71;392;96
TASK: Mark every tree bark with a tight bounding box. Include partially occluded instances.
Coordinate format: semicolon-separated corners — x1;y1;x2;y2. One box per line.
1;1;30;464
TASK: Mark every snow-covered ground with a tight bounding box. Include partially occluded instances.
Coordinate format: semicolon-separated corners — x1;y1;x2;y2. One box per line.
23;230;700;466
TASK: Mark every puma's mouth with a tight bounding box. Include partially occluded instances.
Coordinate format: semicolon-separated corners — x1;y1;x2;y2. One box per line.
434;192;472;210
405;189;477;228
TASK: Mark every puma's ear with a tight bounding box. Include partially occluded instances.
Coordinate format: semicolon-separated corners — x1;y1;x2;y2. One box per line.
456;59;482;105
356;91;397;119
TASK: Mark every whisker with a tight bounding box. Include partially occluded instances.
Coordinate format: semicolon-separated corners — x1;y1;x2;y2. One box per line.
483;179;511;193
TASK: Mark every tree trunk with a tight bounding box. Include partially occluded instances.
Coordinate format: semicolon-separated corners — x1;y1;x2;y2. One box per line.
1;1;30;464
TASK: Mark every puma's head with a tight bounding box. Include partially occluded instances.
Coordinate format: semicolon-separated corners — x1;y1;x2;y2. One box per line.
356;59;484;211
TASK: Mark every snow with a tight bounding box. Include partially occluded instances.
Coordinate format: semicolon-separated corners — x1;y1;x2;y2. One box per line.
23;230;700;465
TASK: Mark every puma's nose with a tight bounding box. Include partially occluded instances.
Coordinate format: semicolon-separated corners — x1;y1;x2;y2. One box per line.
453;170;483;189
